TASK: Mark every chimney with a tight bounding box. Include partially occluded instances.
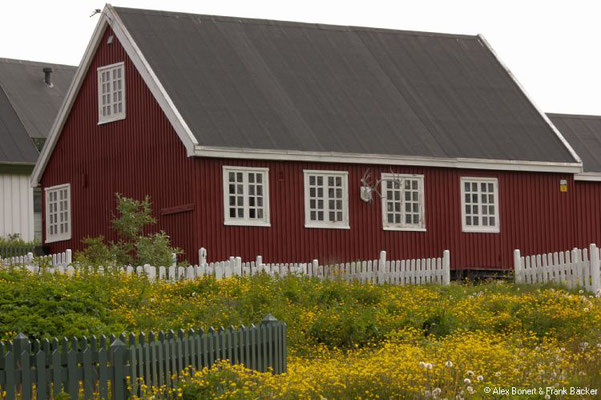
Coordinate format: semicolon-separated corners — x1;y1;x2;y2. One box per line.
43;67;53;86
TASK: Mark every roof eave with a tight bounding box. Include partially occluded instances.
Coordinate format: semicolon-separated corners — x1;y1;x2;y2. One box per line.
194;145;582;174
575;172;601;182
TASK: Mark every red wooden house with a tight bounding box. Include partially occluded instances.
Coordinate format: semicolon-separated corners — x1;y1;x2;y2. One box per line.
32;5;590;270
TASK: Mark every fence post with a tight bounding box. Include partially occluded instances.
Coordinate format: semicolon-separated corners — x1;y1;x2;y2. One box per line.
312;259;319;278
442;250;451;286
110;339;127;400
378;251;386;284
513;249;522;284
198;247;207;266
27;252;34;267
235;257;243;277
171;253;177;268
590;243;600;294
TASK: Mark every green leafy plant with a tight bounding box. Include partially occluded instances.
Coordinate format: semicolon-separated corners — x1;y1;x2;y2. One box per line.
74;194;182;267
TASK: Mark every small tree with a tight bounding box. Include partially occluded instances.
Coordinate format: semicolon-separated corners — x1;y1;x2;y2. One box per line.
75;194;182;267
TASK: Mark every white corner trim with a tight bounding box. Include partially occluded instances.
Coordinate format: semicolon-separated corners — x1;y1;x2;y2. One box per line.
195;145;582;174
477;34;583;169
31;4;199;187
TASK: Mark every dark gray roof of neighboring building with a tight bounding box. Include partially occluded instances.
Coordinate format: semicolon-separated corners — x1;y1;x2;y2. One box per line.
548;114;601;173
0;85;39;164
114;7;578;164
0;58;76;140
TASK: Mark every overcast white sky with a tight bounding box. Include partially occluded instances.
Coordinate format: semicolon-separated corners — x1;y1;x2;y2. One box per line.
1;0;599;115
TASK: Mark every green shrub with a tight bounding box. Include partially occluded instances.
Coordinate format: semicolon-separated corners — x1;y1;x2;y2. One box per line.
74;194;182;267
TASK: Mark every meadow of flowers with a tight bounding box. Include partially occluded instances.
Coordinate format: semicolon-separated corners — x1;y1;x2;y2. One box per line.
0;269;600;399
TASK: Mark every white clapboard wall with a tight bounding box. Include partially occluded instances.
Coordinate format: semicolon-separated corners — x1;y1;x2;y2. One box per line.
0;174;34;241
1;248;451;286
514;244;601;293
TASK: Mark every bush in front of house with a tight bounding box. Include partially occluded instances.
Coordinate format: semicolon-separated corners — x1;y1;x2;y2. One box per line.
74;193;183;267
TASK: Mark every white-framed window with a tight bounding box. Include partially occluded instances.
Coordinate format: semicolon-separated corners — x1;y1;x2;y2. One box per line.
381;173;425;231
223;166;270;226
460;177;500;233
97;62;125;124
45;183;71;243
304;170;349;229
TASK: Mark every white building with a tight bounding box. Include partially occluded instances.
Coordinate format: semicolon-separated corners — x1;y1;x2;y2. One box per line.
0;58;75;241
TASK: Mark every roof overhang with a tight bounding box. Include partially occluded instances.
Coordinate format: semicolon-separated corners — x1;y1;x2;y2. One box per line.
575;172;601;182
194;145;582;173
0;162;35;175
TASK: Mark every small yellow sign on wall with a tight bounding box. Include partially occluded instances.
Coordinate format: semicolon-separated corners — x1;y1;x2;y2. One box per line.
560;179;568;192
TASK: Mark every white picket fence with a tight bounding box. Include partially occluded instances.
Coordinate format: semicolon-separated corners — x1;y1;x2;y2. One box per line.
1;248;451;286
514;244;601;293
0;249;73;269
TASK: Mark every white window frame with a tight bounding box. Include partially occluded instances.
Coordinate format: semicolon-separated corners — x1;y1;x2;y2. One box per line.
460;177;500;233
45;183;72;243
222;166;270;227
380;173;425;231
303;170;350;229
97;62;126;124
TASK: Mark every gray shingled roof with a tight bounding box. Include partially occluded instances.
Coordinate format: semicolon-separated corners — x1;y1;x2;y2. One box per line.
0;58;76;164
0;85;38;164
115;7;577;164
548;114;601;173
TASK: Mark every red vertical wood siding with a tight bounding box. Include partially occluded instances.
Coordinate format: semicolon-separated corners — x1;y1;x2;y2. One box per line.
41;27;197;261
41;27;588;269
574;182;601;248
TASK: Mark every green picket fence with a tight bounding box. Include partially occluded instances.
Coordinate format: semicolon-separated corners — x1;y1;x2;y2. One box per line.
0;315;287;400
0;243;37;259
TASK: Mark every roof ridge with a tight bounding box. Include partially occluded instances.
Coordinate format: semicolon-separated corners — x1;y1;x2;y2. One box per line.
113;6;479;40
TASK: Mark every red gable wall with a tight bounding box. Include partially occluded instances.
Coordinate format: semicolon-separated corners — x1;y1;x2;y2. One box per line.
41;27;198;259
42;26;585;269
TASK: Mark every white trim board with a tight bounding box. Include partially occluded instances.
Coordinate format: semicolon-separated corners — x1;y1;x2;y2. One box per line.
195;145;581;174
575;173;601;182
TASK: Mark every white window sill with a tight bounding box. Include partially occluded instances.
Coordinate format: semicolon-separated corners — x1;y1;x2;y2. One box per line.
224;220;271;227
304;223;350;230
383;226;427;232
98;114;126;125
45;234;72;244
462;227;500;234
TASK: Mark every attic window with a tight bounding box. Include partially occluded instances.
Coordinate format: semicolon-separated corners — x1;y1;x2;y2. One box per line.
97;62;125;124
